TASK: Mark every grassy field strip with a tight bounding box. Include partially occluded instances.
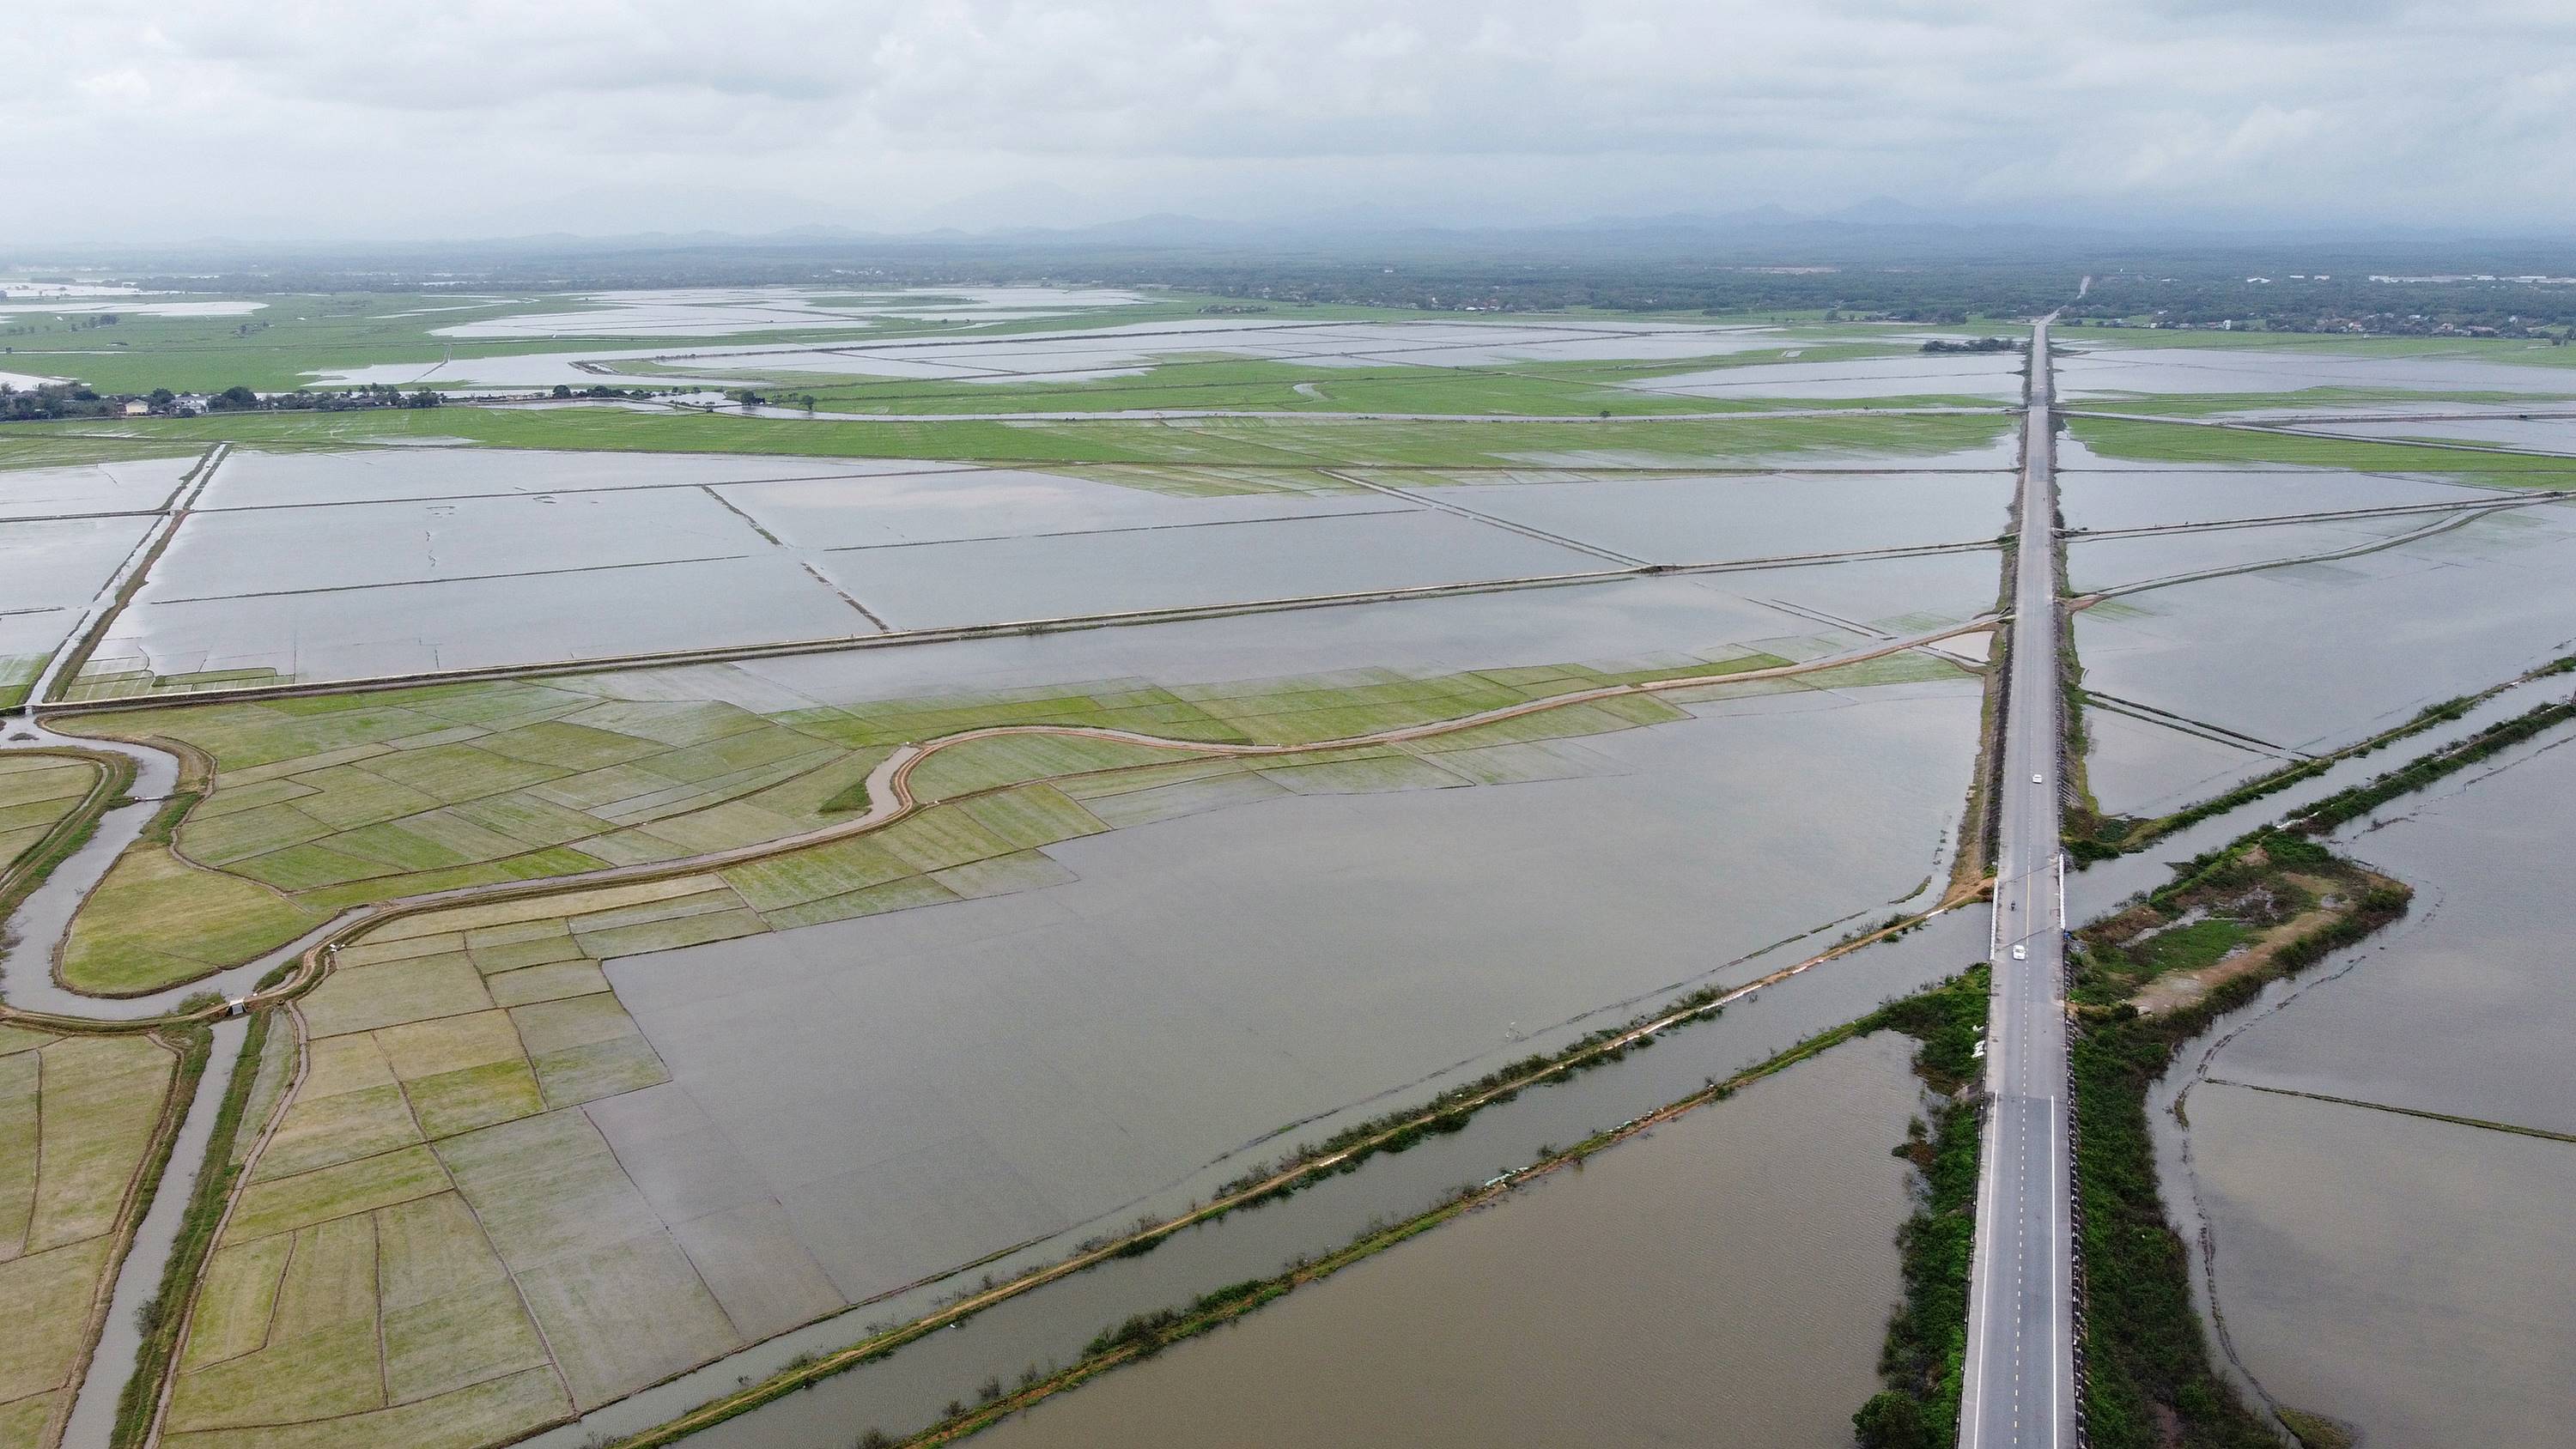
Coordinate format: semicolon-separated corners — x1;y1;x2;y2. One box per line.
606;930;1992;1449
0;1023;195;1449
2199;1081;2576;1144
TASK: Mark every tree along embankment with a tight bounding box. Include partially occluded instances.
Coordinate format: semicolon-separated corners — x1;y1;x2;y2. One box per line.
2063;651;2576;863
2071;825;2413;1449
1852;970;1988;1449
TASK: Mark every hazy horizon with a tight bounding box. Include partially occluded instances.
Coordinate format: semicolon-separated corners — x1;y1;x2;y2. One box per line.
10;1;2575;247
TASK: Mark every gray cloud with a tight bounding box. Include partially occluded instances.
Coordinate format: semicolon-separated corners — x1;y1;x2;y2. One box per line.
5;0;2572;242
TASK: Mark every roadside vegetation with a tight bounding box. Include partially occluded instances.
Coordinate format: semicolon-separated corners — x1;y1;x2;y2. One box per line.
1853;968;1989;1449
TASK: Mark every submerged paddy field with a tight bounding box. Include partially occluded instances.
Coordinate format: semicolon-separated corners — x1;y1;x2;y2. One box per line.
5;294;2574;1449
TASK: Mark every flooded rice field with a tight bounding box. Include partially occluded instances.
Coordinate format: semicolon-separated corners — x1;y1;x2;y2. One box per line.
0;456;193;520
2069;502;2576;750
822;510;1606;629
2152;723;2576;1447
197;446;946;509
538;893;1993;1449
427;286;1145;340
1425;469;2012;563
90;552;878;688
601;552;2002;721
1626;351;2026;401
2078;706;2276;820
2056;465;2503;533
713;468;1404;549
2300;415;2576;453
2064;514;2450;594
75;446;2014;694
975;1031;1923;1449
2053;343;2576;400
598;683;1979;1309
0;513;152;612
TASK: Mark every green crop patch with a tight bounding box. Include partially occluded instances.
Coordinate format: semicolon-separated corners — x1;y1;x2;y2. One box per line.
227;1145;452;1245
251;1083;423;1182
58;845;327;994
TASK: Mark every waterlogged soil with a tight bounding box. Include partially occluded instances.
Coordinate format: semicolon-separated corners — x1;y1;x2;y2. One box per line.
2069;502;2576;749
601;686;1979;1310
2158;734;2576;1446
1426;469;2012;565
2056;466;2504;533
976;1031;1923;1449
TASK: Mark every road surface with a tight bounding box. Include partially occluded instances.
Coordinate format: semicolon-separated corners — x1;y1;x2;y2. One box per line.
1959;319;2080;1449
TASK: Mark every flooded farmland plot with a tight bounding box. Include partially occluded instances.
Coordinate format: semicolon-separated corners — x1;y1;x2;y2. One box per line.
574;912;1987;1449
972;1031;1923;1449
2069;502;2576;751
2298;414;2576;453
1416;468;2013;563
1625;350;2026;401
2053;343;2576;401
598;683;1979;1307
2153;730;2576;1447
2064;514;2458;594
2056;465;2507;533
0;455;194;520
2077;706;2278;820
66;442;2022;695
0;514;152;613
195;446;960;510
815;510;1607;630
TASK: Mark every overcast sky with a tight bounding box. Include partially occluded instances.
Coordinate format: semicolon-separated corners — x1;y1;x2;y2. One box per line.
8;1;2573;244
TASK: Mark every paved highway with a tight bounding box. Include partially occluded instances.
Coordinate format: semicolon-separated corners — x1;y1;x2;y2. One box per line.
1959;319;2080;1449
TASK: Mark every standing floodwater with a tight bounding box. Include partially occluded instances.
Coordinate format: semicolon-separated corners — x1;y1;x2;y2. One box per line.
974;1030;1923;1449
2155;731;2576;1446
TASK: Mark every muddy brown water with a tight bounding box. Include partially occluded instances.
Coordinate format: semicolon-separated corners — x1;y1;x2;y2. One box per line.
974;1030;1924;1449
2150;723;2576;1447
